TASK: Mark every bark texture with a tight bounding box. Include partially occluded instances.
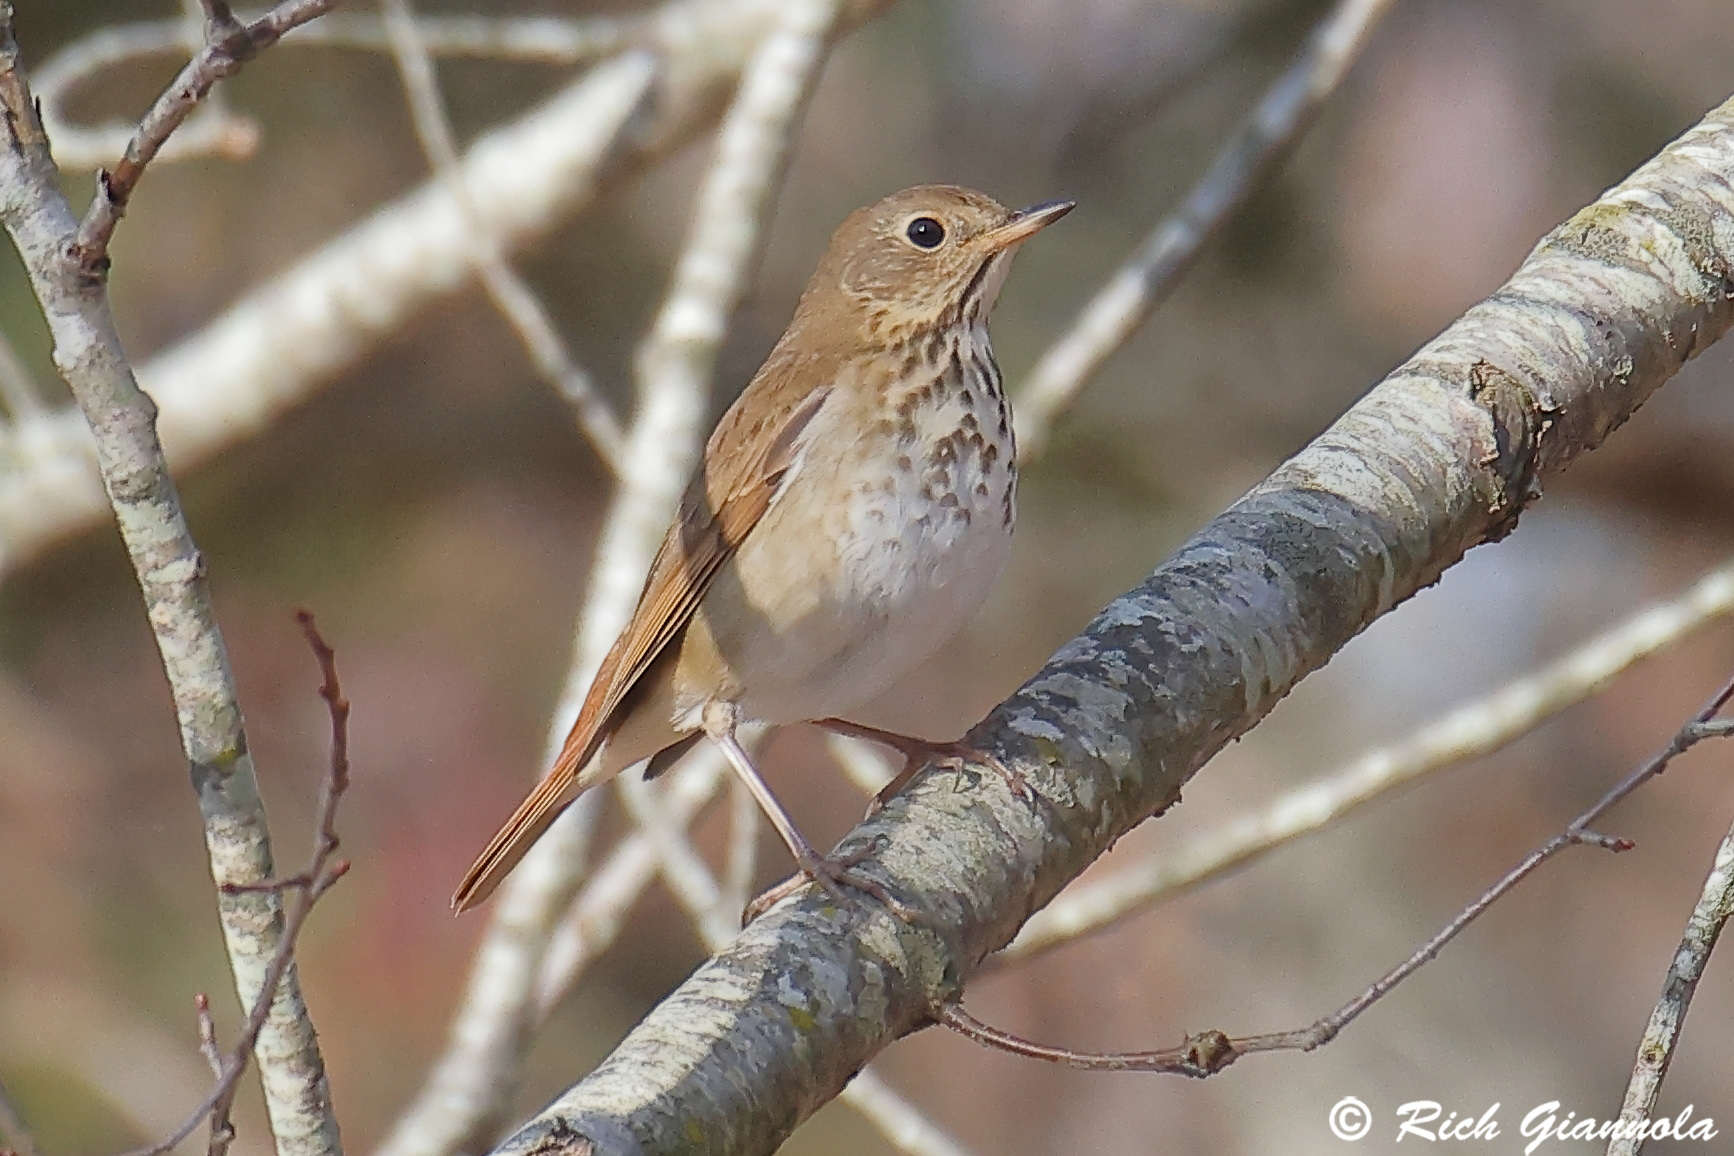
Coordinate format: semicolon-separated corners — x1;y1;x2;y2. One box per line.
0;18;343;1156
508;95;1734;1156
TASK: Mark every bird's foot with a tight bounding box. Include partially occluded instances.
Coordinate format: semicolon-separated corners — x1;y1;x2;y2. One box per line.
816;717;1034;815
742;839;918;926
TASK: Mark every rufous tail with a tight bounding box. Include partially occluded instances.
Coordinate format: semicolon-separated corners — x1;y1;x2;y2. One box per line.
450;764;584;912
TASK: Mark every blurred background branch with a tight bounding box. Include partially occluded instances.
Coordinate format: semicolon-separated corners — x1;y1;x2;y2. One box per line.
37;10;635;170
0;0;915;573
379;0;625;469
1013;0;1397;459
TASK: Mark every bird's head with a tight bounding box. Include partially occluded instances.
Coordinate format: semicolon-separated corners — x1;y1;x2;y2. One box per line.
794;185;1073;348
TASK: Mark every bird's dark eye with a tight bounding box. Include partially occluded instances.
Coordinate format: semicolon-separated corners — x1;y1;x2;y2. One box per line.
906;216;945;249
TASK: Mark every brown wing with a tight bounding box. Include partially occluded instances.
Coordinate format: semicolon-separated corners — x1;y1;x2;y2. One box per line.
450;367;834;912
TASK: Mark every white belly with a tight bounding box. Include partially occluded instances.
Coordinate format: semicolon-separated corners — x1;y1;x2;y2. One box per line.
694;335;1017;725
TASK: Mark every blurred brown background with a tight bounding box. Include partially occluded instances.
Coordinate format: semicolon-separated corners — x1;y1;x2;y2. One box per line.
5;0;1734;1153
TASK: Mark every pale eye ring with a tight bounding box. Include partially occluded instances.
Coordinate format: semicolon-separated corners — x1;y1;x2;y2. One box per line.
905;216;945;249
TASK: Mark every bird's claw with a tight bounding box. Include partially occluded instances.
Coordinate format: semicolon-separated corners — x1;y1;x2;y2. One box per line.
741;840;918;926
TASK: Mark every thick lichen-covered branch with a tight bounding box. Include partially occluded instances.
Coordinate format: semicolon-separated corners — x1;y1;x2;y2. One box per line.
1002;552;1734;962
489;95;1734;1156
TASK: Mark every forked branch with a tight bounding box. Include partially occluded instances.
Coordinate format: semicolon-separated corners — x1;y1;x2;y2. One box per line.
71;0;344;272
120;613;353;1156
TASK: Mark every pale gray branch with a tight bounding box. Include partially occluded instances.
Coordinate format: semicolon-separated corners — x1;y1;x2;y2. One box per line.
1014;0;1398;459
839;1072;976;1156
491;91;1734;1156
0;8;343;1156
1607;817;1734;1155
1003;553;1734;962
35;11;633;171
533;754;730;1020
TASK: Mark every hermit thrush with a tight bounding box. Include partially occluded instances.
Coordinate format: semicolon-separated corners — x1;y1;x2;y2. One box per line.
454;186;1072;915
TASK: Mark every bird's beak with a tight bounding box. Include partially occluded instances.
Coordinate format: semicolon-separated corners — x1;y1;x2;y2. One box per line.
979;199;1075;252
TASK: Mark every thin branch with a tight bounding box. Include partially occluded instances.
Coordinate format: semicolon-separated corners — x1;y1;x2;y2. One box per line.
379;0;624;469
838;1072;976;1156
0;14;343;1155
1608;807;1734;1153
1002;553;1734;963
71;0;344;274
617;769;740;950
282;10;630;62
1014;0;1398;459
825;730;897;796
192;995;234;1156
35;19;260;173
36;10;634;171
119;612;353;1156
945;674;1734;1075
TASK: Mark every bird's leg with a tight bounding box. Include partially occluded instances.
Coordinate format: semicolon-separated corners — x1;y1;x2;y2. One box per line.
700;703;914;925
815;717;1034;814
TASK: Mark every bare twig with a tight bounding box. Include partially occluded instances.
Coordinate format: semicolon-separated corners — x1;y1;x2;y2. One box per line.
1608;809;1734;1153
191;994;235;1156
944;674;1734;1075
0;14;343;1153
120;613;352;1156
380;0;624;469
1002;555;1734;962
71;0;344;274
224;610;351;895
1014;0;1398;459
37;9;633;170
37;21;259;173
